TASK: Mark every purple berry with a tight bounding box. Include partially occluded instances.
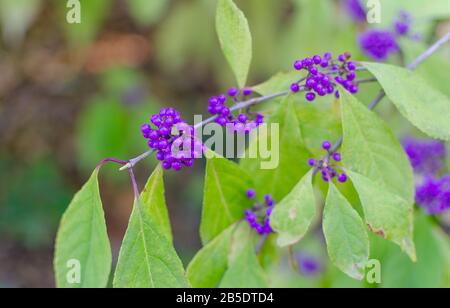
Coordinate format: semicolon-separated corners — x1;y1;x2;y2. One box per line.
291;83;300;93
347;61;357;71
294;60;303;70
243;88;253;96
309;66;319;75
305;92;316;102
333;152;342;162
322;140;332;151
313;55;322;64
338;174;348;183
228;87;239;97
238;113;248;123
308;158;316;166
246;189;256;199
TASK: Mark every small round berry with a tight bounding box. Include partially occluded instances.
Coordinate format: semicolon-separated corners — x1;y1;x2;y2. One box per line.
266;207;273;216
306;78;317;89
322;140;332;151
349;84;359;94
305;92;316;102
221;106;231;116
159;108;168;116
314;84;324;93
243;88;253;96
324;52;332;60
294;60;303;70
218;94;227;103
246;189;256;199
238;113;248;123
320;60;329;68
162;161;172;170
209;96;219;105
165;108;176;117
164;117;174;126
156;151;165;161
172;162;182;171
265;194;274;206
149;130;159;140
327;85;335;94
228;87;239;97
335;76;344;84
291;83;300;93
215;116;228;126
338;54;346;62
346;71;356;81
335;90;340;98
313;55;322;64
255;114;264;125
159;126;170;136
338;173;348;183
347;61;357;71
309;66;319;75
141;124;151;135
151;115;162;127
308;158;316;167
303;58;313;67
321;75;331;86
332;152;342;162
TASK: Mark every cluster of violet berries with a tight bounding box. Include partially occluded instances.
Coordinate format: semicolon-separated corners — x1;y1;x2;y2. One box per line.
308;141;348;183
403;138;450;215
141;108;204;171
244;189;275;235
208;88;264;134
291;52;359;101
358;11;416;61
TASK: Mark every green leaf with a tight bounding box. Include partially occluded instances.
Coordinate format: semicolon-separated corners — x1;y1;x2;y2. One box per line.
113;168;188;288
219;225;268;288
363;62;450;140
252;71;299;96
216;0;252;88
379;214;445;288
54;170;111;288
340;88;415;204
187;225;235;288
322;183;369;280
240;96;311;201
141;164;172;242
347;171;416;261
201;154;253;244
270;170;316;246
127;0;169;27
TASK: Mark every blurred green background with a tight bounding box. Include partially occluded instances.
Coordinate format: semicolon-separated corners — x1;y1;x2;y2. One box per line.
0;0;449;287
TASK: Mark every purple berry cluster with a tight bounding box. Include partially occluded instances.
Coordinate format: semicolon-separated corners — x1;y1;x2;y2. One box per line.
291;52;359;101
141;108;204;171
358;11;417;61
308;141;348;183
416;176;450;215
403;138;447;175
403;137;449;215
207;88;264;134
244;189;275;235
358;30;399;61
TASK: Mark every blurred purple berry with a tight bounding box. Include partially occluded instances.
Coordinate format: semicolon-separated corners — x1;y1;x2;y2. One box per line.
359;30;399;61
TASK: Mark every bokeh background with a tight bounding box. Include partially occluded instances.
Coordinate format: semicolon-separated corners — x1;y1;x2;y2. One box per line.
0;0;449;287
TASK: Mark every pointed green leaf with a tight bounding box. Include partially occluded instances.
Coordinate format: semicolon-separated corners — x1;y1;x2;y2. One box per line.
340;88;414;204
363;62;450;140
270;170;316;246
113;168;188;288
201;155;253;244
347;171;416;261
187;225;235;288
141;164;172;242
54;170;111;288
240;96;311;201
323;183;369;280
216;0;252;88
219;225;268;288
